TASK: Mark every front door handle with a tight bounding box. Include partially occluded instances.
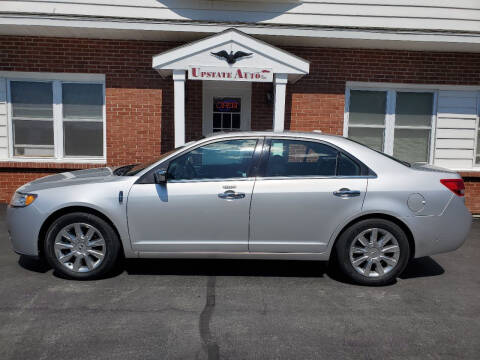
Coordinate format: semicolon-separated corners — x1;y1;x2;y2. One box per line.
218;190;246;200
333;188;361;198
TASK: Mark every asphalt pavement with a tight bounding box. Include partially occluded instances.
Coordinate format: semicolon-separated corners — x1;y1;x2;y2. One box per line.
0;203;479;359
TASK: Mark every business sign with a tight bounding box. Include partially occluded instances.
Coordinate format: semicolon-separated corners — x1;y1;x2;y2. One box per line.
188;66;273;82
214;98;241;113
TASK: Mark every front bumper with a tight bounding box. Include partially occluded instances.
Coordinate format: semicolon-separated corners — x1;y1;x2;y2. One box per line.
7;204;46;257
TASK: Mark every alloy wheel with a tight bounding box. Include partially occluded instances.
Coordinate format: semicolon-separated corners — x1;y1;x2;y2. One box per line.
349;228;400;278
53;223;106;273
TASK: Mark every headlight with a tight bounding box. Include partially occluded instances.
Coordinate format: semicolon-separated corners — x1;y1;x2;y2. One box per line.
10;192;37;207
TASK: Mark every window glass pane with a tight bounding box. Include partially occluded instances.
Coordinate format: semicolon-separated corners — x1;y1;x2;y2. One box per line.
393;129;430;163
62;83;103;119
348;127;384;152
396;92;433;127
11;81;53;119
222;114;231;129
232;114;240;129
213;113;221;128
168;139;257;180
64;121;103;156
337;153;361;176
13;120;54;157
349;90;386;125
265;140;338;177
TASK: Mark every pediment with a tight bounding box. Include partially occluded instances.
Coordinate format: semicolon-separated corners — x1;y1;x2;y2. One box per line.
152;28;309;83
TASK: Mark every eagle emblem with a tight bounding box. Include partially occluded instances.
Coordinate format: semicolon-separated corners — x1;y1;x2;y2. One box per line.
211;50;252;64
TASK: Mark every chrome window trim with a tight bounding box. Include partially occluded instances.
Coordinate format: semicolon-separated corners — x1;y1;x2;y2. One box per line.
167;177;256;184
256;175;377;181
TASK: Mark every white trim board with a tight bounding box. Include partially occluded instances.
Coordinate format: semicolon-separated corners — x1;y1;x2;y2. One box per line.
2;14;480;52
0;71;105;82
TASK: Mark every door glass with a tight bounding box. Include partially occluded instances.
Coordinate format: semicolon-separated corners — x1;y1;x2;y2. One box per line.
265;140;339;177
212;97;241;132
337;153;361;176
168;139;257;181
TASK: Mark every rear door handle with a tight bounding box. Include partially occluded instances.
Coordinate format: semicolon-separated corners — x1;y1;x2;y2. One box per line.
218;190;246;200
333;188;361;198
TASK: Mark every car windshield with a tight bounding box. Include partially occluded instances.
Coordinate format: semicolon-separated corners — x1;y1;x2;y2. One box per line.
343;137;411;167
115;149;178;176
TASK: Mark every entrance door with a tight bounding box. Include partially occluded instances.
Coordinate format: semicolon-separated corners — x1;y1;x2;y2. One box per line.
202;81;251;136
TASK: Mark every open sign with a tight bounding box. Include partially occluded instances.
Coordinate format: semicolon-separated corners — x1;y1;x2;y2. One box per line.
213;98;241;112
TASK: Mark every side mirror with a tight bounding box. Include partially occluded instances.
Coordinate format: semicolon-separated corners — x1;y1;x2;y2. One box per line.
154;169;167;184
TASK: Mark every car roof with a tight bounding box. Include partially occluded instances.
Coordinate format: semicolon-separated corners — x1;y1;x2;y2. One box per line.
203;130;340;141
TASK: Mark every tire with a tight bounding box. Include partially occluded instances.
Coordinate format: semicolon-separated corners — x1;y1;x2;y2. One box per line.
334;218;410;286
44;212;121;280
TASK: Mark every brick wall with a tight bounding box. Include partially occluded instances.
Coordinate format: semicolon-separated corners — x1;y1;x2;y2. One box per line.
1;35;480;212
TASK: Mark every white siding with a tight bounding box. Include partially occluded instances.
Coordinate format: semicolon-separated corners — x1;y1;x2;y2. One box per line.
0;79;7;159
0;0;479;33
434;91;478;169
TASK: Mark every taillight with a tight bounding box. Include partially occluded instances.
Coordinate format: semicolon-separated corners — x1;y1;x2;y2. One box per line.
440;179;465;197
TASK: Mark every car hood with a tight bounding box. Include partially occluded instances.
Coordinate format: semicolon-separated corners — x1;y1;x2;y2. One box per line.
17;167;126;193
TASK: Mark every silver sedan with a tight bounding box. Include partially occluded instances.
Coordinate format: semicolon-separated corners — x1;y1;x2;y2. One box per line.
6;131;472;285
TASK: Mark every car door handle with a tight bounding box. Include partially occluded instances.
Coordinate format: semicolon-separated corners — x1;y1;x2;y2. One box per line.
218;190;245;200
333;188;361;198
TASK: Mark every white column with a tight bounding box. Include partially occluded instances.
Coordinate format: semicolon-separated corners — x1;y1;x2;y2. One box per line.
273;73;288;132
173;69;186;148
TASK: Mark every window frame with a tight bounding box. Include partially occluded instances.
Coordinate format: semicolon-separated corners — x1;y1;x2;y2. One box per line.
344;85;437;165
257;136;374;180
4;72;106;163
139;136;264;184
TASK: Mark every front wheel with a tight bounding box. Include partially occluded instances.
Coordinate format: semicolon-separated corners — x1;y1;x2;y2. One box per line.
334;219;410;286
44;212;121;280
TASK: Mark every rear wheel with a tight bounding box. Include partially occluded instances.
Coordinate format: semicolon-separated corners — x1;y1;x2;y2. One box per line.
334;218;410;285
44;212;121;280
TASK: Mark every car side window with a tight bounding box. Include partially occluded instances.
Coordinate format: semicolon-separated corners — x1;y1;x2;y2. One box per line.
167;139;258;181
265;139;338;177
265;139;362;177
337;152;361;176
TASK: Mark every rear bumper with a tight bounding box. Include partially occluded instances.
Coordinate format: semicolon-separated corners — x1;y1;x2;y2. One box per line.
7;204;45;257
403;195;472;258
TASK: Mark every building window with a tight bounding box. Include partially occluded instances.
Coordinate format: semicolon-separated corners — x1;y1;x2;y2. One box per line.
11;81;54;157
62;83;104;157
212;97;241;132
7;77;105;161
346;88;434;164
347;90;386;152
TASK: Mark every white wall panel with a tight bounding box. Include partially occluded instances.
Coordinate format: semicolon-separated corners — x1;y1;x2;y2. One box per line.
434;90;479;169
435;158;473;169
436;139;475;149
0;78;7;159
435;148;474;159
436;128;476;139
436;118;476;129
0;1;479;33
